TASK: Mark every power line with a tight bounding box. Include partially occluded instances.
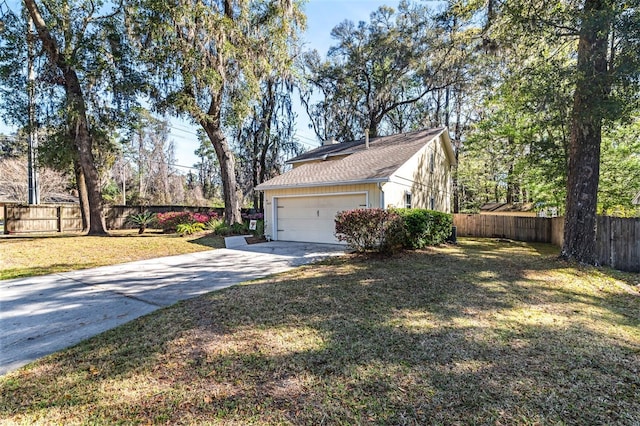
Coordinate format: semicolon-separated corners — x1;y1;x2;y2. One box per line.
168;125;199;137
170;123;201;135
169;162;198;170
295;132;318;141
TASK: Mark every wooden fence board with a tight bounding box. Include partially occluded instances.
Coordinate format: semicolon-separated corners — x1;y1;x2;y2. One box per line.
596;216;610;267
551;217;564;247
604;217;640;273
633;220;640;273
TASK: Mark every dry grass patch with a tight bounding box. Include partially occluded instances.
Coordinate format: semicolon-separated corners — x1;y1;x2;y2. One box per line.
1;239;639;424
0;230;224;280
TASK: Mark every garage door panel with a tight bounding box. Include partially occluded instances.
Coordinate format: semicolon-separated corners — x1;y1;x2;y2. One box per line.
276;194;366;244
277;218;317;229
277;208;317;220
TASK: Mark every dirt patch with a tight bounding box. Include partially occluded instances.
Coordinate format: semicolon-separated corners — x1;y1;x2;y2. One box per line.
245;235;267;244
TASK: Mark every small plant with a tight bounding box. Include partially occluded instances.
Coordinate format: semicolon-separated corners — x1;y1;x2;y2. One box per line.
206;218;232;236
205;217;223;231
215;222;232;236
176;222;205;236
156;212;194;233
231;222;248;234
125;211;157;234
241;212;264;221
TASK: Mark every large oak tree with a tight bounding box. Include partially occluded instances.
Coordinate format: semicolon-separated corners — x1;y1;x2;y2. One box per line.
127;0;304;224
2;0;141;235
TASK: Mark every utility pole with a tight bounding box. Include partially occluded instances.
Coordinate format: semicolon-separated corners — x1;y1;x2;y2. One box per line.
26;9;39;204
0;2;39;203
121;165;126;205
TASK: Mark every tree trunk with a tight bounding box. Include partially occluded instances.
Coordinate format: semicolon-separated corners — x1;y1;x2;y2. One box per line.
24;0;107;235
561;0;611;264
256;80;276;212
506;163;515;204
368;111;380;138
74;158;90;232
138;127;145;201
452;87;463;213
252;132;260;210
65;70;108;235
200;98;242;225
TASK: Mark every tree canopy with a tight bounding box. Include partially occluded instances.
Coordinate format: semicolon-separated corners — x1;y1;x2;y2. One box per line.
300;1;472;141
126;0;305;224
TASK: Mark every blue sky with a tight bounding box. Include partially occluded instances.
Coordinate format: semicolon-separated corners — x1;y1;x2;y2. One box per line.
0;0;402;168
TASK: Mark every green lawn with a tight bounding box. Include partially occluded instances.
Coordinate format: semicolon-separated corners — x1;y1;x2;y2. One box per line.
0;230;225;280
1;239;639;424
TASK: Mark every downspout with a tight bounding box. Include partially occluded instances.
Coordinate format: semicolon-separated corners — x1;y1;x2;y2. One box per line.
378;182;385;209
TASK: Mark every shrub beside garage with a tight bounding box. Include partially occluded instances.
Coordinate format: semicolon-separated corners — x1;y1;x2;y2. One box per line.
395;208;453;249
335;208;453;253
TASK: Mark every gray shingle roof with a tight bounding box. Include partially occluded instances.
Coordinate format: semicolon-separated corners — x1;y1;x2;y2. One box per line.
256;127;448;190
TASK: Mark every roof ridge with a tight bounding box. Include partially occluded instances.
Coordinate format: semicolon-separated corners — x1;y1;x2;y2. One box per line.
289;127;445;164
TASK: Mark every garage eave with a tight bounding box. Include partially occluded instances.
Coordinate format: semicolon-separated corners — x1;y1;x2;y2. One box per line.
255;178;389;191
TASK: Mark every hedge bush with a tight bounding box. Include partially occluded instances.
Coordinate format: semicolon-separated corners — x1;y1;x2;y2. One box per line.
395;208;453;248
335;208;453;253
335;209;404;253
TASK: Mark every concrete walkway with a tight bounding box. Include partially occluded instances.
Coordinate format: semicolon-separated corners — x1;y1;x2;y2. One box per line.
0;241;344;376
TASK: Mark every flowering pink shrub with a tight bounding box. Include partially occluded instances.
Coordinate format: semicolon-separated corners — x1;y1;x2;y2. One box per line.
241;212;264;221
335;209;404;253
156;211;220;233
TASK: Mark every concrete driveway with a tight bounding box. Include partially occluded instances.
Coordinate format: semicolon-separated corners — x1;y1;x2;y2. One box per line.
0;241;344;376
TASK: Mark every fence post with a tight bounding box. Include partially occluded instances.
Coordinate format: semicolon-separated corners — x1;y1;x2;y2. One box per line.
57;206;63;232
609;216;616;269
3;204;7;235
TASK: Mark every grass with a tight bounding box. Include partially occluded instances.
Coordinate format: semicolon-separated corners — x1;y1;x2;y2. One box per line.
0;230;225;280
1;239;639;424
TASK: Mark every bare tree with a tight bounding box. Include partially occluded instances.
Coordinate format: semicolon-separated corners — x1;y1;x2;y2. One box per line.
0;157;72;202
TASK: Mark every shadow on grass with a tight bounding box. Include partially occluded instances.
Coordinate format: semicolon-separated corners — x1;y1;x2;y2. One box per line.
187;232;226;249
1;239;638;424
0;263;104;280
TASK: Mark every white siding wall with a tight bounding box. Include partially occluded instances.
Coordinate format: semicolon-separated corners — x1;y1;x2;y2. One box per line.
384;134;453;212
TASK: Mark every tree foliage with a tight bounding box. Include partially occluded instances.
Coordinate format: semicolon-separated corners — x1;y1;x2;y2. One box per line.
126;0;305;223
235;77;303;210
300;1;473;141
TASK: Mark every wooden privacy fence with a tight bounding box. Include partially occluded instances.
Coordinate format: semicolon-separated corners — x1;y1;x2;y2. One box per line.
3;204;225;234
3;204;83;234
453;214;639;272
452;214;562;243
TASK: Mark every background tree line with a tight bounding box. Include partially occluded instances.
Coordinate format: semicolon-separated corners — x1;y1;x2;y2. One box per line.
1;0;638;264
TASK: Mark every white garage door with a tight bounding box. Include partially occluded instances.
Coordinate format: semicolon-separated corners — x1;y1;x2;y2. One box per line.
275;193;367;244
